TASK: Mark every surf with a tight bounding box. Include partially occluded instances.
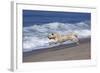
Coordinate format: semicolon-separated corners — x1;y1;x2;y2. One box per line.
23;21;91;52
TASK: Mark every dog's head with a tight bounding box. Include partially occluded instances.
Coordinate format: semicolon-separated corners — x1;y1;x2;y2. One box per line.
48;33;56;40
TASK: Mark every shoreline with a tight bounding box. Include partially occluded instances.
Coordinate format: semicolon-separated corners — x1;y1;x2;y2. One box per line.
23;37;91;62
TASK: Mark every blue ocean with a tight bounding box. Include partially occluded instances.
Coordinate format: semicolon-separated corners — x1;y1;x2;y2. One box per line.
23;10;91;52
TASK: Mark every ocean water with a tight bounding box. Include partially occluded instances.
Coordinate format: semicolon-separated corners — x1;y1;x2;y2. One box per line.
23;21;91;52
23;10;91;52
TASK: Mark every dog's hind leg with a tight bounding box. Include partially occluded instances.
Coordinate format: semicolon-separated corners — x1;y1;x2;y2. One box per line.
72;38;79;45
76;39;79;45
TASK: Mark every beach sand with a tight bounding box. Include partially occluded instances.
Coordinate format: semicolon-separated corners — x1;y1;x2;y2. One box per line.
23;38;91;62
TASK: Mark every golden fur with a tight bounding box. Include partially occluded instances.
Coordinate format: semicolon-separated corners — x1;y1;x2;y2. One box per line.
48;32;79;44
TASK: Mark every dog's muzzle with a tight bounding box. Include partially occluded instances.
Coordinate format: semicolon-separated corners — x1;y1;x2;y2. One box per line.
48;36;52;39
48;36;55;40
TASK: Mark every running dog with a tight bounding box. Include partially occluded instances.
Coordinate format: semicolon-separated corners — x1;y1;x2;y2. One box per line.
48;32;79;45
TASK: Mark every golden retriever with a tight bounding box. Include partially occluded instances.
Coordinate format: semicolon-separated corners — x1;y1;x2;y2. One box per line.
48;32;79;45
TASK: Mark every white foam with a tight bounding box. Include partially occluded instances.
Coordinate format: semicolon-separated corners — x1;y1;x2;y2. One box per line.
23;22;90;52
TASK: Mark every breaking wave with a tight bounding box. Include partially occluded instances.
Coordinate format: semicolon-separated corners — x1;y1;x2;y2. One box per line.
23;21;91;52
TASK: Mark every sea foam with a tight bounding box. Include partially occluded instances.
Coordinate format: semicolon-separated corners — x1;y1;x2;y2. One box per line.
23;22;91;52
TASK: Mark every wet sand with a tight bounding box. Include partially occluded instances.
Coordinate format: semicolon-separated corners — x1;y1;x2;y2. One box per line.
23;38;91;62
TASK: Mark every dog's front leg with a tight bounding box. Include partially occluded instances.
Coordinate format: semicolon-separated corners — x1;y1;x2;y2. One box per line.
49;42;53;45
49;42;57;45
